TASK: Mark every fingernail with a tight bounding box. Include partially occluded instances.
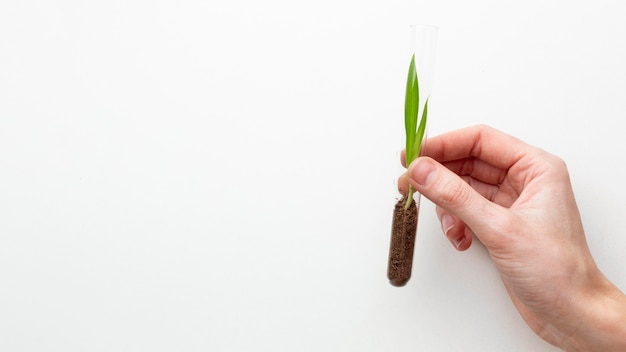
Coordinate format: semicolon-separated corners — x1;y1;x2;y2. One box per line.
410;159;436;187
441;214;455;235
452;235;466;249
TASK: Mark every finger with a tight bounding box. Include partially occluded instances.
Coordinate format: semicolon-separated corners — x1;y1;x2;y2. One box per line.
422;125;532;170
408;156;507;246
462;174;519;208
397;172;410;195
400;169;514;207
436;207;472;251
442;157;508;187
401;130;524;205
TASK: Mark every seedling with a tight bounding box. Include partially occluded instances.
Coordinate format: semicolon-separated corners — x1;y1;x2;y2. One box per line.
387;53;429;287
404;54;429;209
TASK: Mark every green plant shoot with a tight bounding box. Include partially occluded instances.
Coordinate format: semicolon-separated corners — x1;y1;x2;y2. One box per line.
404;54;429;210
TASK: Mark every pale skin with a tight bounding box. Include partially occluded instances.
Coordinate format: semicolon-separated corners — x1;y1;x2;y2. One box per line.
397;125;626;351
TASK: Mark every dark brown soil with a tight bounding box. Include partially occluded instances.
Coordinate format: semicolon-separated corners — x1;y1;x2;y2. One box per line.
387;195;418;287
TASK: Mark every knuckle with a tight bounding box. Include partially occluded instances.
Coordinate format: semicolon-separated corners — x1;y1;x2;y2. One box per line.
543;153;571;181
552;156;568;174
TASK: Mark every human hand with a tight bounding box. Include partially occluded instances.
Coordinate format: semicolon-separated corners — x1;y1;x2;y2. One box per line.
398;125;626;351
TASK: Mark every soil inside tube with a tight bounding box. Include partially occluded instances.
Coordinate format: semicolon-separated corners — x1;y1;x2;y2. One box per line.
387;195;418;287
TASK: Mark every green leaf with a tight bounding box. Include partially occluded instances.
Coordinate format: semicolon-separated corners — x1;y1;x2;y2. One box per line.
411;98;428;159
404;54;419;166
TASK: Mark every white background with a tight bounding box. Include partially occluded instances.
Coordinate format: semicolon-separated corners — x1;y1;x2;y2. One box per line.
1;1;626;351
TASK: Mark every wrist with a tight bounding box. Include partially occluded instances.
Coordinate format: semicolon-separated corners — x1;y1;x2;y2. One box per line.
560;275;626;351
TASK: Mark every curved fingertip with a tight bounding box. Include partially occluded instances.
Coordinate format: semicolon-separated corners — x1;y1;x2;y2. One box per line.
400;149;407;168
440;213;456;234
397;172;410;195
452;233;472;251
438;211;473;251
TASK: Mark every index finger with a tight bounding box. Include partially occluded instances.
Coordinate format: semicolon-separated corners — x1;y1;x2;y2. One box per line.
422;125;532;169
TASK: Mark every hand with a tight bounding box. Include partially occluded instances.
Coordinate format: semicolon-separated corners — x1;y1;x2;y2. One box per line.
398;125;626;351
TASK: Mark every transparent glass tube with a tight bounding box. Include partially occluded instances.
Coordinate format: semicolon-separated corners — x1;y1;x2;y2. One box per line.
410;24;438;111
388;24;438;287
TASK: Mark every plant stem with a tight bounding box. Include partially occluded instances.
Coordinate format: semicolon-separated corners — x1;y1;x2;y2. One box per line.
405;186;414;210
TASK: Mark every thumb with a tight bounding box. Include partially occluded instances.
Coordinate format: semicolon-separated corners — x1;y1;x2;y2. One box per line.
407;157;504;245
